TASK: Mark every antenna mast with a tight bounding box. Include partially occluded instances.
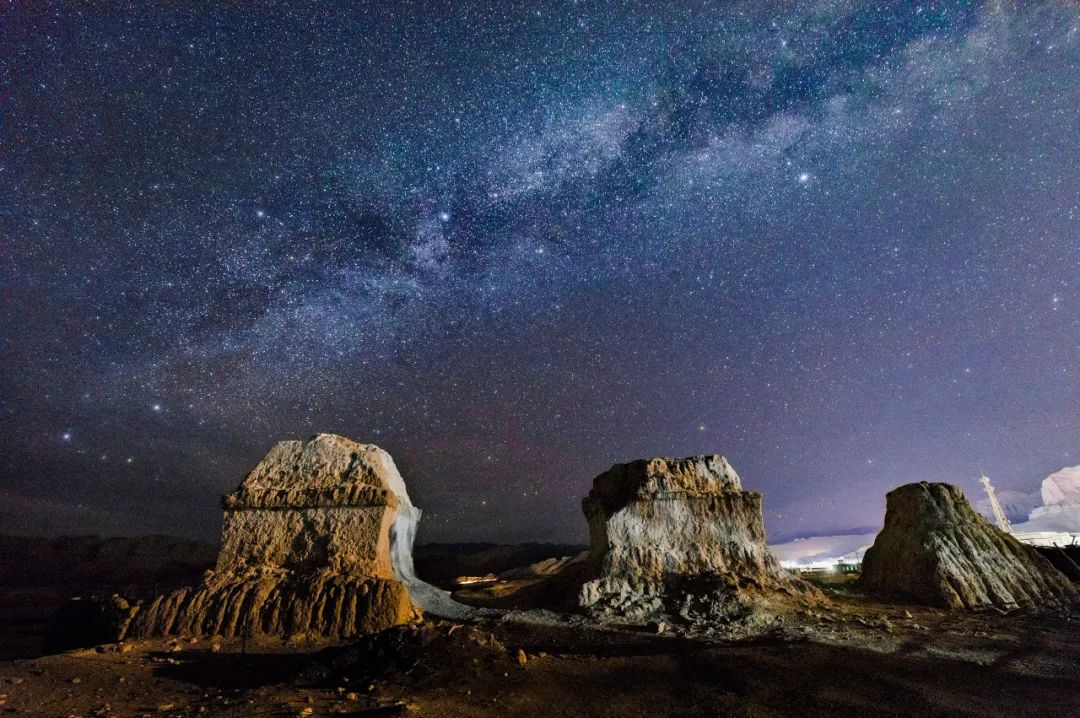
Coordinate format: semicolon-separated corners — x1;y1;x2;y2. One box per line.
979;474;1012;534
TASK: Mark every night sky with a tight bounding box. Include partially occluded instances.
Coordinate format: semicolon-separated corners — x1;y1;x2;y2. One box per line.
2;2;1078;545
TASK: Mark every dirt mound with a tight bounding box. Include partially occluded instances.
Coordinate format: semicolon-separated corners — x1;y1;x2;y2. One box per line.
307;621;514;689
861;482;1078;610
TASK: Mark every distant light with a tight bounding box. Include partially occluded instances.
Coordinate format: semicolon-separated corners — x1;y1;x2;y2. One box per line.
438;211;451;222
152;404;162;412
255;209;266;219
798;172;811;184
62;432;72;442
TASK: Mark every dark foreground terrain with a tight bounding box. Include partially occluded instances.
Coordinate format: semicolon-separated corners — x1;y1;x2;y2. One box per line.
3;535;1080;717
2;594;1079;717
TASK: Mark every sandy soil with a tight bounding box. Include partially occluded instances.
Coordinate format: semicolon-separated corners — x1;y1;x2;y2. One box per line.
3;590;1079;718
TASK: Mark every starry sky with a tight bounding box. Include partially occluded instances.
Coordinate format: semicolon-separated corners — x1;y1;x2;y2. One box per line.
2;1;1078;545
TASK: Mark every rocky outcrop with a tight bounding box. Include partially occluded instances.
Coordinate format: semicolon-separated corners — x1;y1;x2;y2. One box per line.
46;594;140;652
578;455;816;628
129;434;429;639
861;482;1078;610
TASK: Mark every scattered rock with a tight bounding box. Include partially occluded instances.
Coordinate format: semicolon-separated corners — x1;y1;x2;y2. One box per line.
47;594;140;651
516;649;527;666
308;622;514;691
861;482;1079;610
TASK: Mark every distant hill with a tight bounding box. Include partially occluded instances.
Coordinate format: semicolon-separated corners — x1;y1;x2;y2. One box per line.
414;542;587;588
0;534;217;660
0;534;218;589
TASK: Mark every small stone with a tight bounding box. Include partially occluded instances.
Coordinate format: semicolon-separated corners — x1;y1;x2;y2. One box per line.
903;610;913;619
157;704;175;711
516;649;527;666
298;708;314;717
71;677;82;684
345;692;359;702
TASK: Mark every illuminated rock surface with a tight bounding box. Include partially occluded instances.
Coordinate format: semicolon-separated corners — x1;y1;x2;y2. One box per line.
130;434;459;639
861;482;1078;610
578;455;816;628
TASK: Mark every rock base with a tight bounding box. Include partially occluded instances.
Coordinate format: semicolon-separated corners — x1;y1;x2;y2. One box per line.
128;570;419;639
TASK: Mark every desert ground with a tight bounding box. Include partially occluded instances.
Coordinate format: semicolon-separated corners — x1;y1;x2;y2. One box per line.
3;579;1080;718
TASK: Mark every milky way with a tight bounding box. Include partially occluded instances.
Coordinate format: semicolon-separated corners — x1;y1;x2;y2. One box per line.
2;2;1078;543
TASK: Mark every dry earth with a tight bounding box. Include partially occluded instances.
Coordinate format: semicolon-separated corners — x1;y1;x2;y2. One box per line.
3;589;1079;718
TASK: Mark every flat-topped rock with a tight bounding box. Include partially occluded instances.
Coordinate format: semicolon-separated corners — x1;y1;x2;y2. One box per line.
223;434;412;510
861;482;1078;611
215;433;419;577
579;455;816;628
129;434;441;639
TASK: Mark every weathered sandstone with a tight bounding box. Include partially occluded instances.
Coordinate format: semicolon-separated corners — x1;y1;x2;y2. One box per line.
129;434;427;638
861;482;1078;610
578;455;815;627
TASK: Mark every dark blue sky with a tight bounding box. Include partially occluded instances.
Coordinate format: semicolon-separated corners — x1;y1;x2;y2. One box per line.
2;1;1078;544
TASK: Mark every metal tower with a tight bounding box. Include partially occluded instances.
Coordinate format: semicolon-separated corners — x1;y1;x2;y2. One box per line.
979;474;1012;534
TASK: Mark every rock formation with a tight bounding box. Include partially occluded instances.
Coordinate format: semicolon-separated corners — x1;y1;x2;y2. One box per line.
578;455;815;627
861;482;1078;610
129;434;431;639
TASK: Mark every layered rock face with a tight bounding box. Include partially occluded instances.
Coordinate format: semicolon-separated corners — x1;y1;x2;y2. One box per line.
861;482;1078;610
579;456;813;626
129;434;424;639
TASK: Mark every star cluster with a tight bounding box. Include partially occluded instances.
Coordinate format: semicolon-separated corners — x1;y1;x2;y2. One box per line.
2;1;1078;543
